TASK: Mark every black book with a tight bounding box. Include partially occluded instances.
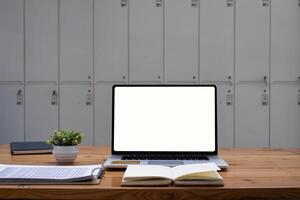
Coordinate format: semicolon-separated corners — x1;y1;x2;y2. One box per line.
10;141;53;155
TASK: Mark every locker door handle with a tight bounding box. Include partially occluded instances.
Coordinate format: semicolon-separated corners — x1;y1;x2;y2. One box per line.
226;0;233;7
262;0;269;7
262;91;268;106
121;0;127;7
226;90;233;106
297;93;300;106
86;91;93;106
156;0;162;7
51;90;57;105
17;90;23;105
191;0;198;7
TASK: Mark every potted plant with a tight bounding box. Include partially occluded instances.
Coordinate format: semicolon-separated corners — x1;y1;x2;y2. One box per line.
47;129;83;163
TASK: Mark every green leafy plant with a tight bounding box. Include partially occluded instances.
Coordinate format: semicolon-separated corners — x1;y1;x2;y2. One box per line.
47;129;83;146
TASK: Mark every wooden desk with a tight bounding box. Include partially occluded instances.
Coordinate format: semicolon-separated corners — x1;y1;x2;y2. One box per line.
0;145;299;200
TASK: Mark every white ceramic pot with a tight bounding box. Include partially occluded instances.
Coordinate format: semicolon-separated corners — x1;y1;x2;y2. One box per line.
52;145;78;163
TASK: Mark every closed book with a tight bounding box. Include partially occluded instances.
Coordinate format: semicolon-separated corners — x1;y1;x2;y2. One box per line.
10;141;53;155
121;163;224;186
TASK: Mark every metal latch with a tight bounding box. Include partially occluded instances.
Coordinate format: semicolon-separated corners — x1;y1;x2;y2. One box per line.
86;90;93;106
191;0;198;7
51;90;57;105
297;93;300;106
226;0;233;7
156;0;162;7
121;0;127;7
17;90;23;105
262;0;269;7
226;90;233;106
262;90;268;106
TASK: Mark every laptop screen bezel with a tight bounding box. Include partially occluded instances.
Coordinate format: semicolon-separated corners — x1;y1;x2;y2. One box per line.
111;85;218;155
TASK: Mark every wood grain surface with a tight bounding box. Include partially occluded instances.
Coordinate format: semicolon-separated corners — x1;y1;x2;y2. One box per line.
0;145;299;200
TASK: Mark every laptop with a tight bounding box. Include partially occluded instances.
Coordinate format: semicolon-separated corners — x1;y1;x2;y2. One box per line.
104;85;229;170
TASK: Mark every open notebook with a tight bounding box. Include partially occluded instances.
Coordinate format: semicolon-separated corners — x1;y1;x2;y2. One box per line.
0;164;103;184
121;163;223;186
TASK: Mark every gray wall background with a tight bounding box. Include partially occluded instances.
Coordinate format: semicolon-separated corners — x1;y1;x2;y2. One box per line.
0;0;299;147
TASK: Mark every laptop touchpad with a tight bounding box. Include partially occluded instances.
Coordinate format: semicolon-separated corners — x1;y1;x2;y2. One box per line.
148;160;184;165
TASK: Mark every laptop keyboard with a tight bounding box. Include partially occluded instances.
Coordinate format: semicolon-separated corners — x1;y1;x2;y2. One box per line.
121;155;209;160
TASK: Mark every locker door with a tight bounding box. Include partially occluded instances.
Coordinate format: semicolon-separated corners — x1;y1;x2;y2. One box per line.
0;0;23;82
60;0;93;82
271;0;300;82
0;85;24;144
60;85;93;145
94;84;115;146
165;0;198;83
129;0;163;83
94;0;128;82
217;84;234;147
236;0;270;81
25;0;58;82
235;85;269;147
25;85;58;141
200;0;234;82
271;84;300;147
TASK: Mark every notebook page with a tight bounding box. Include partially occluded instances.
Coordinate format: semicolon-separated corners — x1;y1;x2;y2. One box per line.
124;165;173;180
172;163;220;180
0;164;101;180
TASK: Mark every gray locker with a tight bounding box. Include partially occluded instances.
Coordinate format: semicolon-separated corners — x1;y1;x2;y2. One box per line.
129;0;163;83
0;85;24;144
25;0;58;82
164;0;198;83
94;0;128;82
0;0;23;82
60;0;93;82
60;84;93;145
217;84;234;147
94;84;115;146
25;85;58;141
271;0;300;82
235;84;269;147
236;0;270;82
199;0;234;82
271;84;300;147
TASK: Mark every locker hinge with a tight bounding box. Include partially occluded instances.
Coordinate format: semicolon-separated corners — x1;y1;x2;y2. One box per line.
17;90;23;105
262;0;269;7
121;0;127;7
86;90;93;106
51;90;58;105
298;0;300;7
226;0;234;7
156;0;162;7
261;90;268;106
191;0;199;7
226;90;233;106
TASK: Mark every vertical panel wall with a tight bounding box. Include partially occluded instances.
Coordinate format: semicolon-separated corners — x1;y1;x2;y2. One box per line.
25;0;58;82
271;0;300;82
129;0;163;83
94;0;128;82
235;85;269;147
164;0;199;83
0;0;24;82
25;85;58;141
235;0;270;147
200;0;234;82
60;85;93;145
271;85;300;147
60;0;93;82
270;0;300;148
0;85;24;144
236;0;269;82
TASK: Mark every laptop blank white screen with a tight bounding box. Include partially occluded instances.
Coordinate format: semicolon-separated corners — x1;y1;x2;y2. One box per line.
113;86;216;152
